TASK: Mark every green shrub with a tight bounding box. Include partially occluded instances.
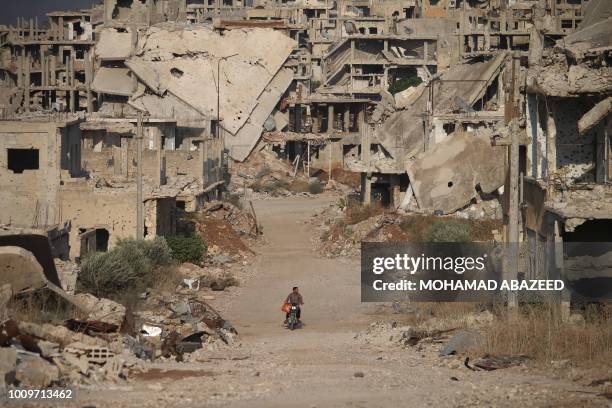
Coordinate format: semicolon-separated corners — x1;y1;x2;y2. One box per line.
308;181;323;194
165;234;207;264
388;76;423;95
78;237;172;298
116;237;173;267
424;220;471;243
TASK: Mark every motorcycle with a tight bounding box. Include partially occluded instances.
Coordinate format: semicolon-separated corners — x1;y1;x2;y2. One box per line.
286;303;300;330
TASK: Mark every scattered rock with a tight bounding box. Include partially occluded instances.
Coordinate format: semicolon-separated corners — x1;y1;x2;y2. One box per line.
439;330;483;356
71;293;126;327
0;347;17;390
15;355;59;388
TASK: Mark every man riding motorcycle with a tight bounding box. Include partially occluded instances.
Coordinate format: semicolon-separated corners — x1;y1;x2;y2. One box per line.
284;286;304;324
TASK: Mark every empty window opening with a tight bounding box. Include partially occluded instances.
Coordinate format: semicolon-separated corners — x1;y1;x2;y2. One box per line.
7;148;39;173
447;181;453;188
95;228;109;252
177;200;186;210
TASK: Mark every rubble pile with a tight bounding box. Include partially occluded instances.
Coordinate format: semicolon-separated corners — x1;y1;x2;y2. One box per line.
229;148;348;199
313;200;502;258
0;311;135;388
178;262;238;292
201;201;261;239
0;284;239;389
134;292;238;362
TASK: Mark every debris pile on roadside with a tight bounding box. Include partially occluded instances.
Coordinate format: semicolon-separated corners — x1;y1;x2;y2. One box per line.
0;283;238;389
228;148;345;199
0;296;137;388
312;200;501;258
179;200;262;261
134;292;238;363
178;262;238;292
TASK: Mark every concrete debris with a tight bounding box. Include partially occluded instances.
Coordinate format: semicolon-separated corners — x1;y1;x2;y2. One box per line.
466;355;530;371
439;330;483;356
127;25;296;161
0;246;46;293
92;68;136;96
96;28;134;60
406;131;505;214
14;354;60;388
578;96;612;135
0;347;18;391
70;293;127;328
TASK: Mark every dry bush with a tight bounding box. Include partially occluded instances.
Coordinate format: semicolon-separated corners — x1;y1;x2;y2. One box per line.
288;179;309;193
425;219;471;242
479;304;612;367
399;215;501;242
6;290;75;324
345;203;384;225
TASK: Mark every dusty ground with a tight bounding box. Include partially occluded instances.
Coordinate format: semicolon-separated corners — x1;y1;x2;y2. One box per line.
72;195;606;407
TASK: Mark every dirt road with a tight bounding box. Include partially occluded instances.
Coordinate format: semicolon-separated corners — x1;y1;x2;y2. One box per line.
78;195;604;407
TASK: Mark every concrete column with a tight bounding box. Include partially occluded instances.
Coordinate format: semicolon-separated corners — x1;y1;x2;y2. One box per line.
85;50;93;113
327;104;334;133
546;100;557;174
40;45;46;87
361;172;372;205
121;137;129;177
343;105;350;132
361;120;371;204
23;48;30;112
595;122;607;183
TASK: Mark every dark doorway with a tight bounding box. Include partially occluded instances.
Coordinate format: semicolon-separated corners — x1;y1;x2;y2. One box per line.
95;228;109;252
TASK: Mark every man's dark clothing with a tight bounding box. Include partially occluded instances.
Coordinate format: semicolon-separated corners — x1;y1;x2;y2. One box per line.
286;292;303;305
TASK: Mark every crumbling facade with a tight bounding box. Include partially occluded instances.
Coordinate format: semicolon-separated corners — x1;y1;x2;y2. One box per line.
0;0;609;271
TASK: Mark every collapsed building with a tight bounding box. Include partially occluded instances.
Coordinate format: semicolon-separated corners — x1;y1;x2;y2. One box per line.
519;13;612;303
0;1;297;259
1;0;610;290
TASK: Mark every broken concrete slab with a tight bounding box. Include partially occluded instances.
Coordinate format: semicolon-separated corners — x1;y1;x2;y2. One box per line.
17;321;106;348
0;347;17;390
127;26;295;135
96;28;133;60
377;55;507;163
92;67;136;97
439;330;483;356
15;354;59;388
578;96;612;135
70;293;126;327
126;25;296;161
406;131;505;214
0;246;46;293
225;68;294;161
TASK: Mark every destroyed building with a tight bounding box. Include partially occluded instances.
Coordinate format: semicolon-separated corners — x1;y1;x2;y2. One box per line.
0;0;609;270
520;11;612;302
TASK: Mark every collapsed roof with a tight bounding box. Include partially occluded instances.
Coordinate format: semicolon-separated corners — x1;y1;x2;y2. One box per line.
375;53;507;163
527;18;612;97
125;25;296;161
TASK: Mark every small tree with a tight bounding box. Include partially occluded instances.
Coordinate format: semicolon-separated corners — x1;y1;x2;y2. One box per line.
165;234;207;264
388;76;423;95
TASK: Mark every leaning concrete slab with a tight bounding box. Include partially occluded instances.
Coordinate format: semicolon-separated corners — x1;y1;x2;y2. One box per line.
92;67;135;96
406;131;505;214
